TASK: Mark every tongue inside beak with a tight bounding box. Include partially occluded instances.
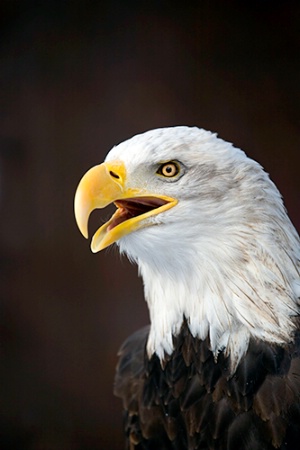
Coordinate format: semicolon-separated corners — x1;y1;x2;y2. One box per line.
107;197;169;231
90;195;177;253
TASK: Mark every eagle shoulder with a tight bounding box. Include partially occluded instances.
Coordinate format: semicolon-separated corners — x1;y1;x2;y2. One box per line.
114;322;300;450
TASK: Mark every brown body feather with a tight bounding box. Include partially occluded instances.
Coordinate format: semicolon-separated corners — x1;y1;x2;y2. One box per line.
114;321;300;450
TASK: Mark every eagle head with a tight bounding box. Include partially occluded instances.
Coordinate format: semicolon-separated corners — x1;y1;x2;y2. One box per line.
74;126;300;370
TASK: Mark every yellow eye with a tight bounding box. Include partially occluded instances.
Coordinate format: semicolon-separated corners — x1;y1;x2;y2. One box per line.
157;162;180;178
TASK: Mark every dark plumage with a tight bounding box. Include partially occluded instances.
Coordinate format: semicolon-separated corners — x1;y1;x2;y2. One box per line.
115;321;300;449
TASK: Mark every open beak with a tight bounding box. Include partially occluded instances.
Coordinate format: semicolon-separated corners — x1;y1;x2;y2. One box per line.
74;161;177;252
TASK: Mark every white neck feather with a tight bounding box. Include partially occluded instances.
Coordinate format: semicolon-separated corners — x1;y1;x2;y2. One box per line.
120;198;300;371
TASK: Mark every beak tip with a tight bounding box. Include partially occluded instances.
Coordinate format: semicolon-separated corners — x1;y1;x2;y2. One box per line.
82;230;89;240
74;193;90;240
90;244;99;253
74;210;89;239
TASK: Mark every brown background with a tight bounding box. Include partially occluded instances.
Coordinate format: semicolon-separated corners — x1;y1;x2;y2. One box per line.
1;1;300;449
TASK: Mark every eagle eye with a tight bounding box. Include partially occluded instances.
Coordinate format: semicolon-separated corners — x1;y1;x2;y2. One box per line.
157;161;180;178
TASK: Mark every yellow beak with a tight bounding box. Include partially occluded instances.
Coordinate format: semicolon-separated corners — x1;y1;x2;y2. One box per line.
74;161;177;252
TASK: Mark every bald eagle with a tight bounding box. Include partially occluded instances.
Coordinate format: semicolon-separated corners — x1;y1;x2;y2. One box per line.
74;127;300;449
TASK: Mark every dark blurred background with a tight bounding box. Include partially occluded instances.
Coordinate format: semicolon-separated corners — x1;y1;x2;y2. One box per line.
0;0;299;449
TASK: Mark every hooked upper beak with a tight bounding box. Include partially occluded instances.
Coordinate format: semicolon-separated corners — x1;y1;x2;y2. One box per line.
74;161;177;252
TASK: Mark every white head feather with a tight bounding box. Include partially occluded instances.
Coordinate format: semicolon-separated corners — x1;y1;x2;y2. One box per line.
106;126;300;370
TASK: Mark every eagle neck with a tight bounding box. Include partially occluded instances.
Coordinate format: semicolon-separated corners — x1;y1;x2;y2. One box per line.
137;233;299;372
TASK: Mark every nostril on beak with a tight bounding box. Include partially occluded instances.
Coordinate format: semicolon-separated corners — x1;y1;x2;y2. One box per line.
109;170;120;179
